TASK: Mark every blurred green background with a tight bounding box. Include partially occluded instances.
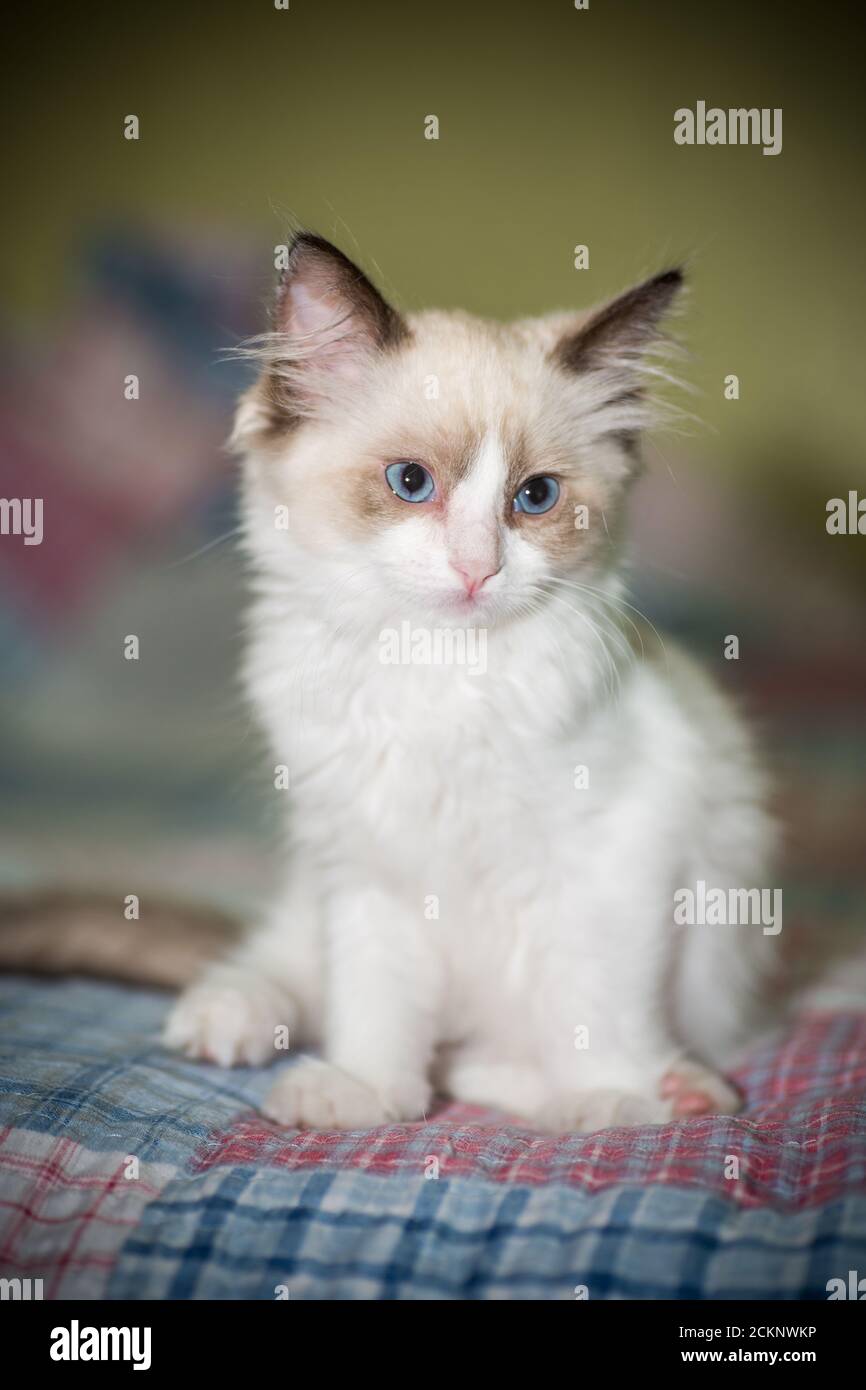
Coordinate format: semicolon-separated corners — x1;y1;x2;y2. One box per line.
4;0;866;500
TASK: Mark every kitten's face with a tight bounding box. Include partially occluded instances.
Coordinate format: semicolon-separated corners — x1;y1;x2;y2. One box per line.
237;235;680;630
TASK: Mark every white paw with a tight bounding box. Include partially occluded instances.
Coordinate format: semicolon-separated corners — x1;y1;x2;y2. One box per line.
163;968;297;1068
533;1088;670;1135
659;1060;742;1118
262;1058;430;1130
532;1061;743;1135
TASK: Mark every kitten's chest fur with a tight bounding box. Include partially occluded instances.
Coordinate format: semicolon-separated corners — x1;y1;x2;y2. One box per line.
245;606;623;899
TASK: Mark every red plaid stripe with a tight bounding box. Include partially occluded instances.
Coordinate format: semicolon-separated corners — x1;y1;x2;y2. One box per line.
0;1127;173;1298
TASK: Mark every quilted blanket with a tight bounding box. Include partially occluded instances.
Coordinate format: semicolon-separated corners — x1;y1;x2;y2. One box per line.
1;977;865;1300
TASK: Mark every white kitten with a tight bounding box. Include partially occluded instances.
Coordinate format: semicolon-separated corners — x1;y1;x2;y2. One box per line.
164;234;777;1132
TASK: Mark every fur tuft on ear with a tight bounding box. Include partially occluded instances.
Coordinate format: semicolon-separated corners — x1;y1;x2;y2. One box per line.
553;269;684;376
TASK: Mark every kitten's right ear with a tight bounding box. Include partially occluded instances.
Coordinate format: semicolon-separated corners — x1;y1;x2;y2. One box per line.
272;233;406;399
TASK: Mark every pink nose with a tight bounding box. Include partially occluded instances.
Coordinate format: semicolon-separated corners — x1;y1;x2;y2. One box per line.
452;563;501;597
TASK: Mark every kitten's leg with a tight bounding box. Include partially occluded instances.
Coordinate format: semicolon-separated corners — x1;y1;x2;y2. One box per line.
676;914;778;1068
531;912;741;1133
263;886;441;1128
163;867;323;1067
676;789;780;1066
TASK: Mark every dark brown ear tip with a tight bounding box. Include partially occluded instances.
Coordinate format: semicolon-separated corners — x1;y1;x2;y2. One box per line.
653;267;684;291
287;230;336;264
284;232;376;294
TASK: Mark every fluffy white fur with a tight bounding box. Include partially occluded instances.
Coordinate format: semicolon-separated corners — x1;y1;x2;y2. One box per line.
164;238;777;1132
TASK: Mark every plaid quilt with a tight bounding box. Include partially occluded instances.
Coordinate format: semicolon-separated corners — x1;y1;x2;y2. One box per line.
1;978;865;1300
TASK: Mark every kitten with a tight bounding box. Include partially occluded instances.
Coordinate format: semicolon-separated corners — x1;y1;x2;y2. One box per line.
163;233;777;1132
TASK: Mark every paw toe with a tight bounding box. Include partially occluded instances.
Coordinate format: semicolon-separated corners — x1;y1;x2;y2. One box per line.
660;1063;741;1118
163;972;295;1068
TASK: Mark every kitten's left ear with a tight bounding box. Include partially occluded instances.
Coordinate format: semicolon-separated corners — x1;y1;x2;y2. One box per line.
552;268;683;375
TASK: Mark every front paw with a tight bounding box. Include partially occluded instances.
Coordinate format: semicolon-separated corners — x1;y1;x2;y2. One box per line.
262;1058;430;1130
163;967;296;1068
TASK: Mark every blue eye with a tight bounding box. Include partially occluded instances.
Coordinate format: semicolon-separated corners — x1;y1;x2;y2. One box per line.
513;475;560;515
385;461;435;503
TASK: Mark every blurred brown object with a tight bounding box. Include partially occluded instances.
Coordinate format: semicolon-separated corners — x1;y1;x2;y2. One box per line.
0;890;238;989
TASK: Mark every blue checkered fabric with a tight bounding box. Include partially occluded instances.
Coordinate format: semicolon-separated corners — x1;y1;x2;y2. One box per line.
1;978;866;1299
